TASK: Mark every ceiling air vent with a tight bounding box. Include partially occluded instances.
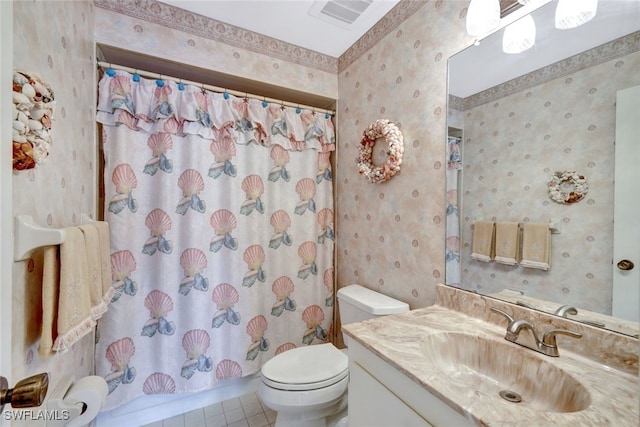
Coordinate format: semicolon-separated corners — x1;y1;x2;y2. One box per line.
308;0;374;29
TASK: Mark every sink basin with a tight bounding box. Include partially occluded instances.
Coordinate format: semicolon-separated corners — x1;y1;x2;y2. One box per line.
419;332;591;413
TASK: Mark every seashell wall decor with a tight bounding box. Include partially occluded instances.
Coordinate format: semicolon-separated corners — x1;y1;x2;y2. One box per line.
12;71;56;170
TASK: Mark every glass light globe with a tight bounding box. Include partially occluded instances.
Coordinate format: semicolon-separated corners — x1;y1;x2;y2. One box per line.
503;14;536;54
555;0;598;29
466;0;501;37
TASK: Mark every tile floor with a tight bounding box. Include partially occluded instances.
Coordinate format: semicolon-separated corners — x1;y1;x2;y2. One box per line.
141;392;276;427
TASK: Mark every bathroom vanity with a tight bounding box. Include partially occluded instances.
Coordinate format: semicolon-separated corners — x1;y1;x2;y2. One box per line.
343;284;639;426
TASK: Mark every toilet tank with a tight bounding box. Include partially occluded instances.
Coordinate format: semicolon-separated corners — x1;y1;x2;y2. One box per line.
337;284;409;326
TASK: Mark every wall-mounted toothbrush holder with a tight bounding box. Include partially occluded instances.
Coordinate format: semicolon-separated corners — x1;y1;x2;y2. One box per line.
14;214;95;262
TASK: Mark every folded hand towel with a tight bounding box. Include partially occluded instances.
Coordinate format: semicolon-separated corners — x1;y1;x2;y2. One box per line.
494;222;520;266
39;245;60;357
471;221;495;262
520;223;551;270
52;227;96;353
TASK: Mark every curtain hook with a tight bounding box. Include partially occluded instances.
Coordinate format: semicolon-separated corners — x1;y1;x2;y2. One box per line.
244;92;249;103
106;63;116;77
223;89;229;100
295;104;301;114
178;79;185;91
132;69;140;82
200;83;206;94
156;74;164;87
262;97;268;108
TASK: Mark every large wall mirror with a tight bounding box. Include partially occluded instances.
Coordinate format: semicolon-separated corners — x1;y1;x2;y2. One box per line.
446;0;640;336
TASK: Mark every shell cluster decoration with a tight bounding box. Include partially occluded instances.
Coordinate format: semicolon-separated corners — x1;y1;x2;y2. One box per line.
547;170;588;204
356;119;404;184
12;71;56;170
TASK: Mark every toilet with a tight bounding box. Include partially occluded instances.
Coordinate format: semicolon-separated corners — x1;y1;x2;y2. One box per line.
257;284;410;427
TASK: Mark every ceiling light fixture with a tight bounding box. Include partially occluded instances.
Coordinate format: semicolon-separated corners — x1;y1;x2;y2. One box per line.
466;0;501;37
503;14;536;54
555;0;598;29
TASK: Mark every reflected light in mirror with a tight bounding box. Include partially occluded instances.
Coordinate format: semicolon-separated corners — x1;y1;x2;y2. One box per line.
466;0;501;36
555;0;598;29
502;14;536;54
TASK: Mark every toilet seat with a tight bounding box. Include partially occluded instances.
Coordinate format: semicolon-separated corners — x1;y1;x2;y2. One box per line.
261;343;348;391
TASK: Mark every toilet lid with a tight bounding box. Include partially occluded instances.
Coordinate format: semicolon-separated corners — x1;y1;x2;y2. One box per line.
261;343;348;391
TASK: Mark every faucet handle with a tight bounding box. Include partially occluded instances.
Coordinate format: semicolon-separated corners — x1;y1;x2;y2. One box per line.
541;329;582;347
554;305;578;317
490;307;515;324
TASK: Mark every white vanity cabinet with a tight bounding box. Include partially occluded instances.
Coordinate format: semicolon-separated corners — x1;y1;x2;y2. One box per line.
349;362;431;427
347;340;472;427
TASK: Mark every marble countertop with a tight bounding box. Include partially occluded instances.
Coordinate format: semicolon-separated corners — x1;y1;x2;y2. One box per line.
343;304;639;426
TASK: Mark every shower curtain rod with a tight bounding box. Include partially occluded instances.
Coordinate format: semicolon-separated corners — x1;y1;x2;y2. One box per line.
96;61;336;116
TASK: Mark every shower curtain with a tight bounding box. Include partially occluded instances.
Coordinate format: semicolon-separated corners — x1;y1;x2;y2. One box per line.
95;70;335;410
445;136;462;286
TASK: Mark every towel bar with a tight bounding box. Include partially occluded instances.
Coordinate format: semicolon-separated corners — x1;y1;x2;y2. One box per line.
13;214;96;261
471;221;561;234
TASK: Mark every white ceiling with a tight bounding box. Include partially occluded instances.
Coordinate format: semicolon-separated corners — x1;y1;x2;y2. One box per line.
110;0;639;103
161;0;402;58
450;0;640;98
161;0;640;96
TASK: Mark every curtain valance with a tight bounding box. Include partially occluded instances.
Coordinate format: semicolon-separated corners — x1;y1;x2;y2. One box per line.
96;70;335;153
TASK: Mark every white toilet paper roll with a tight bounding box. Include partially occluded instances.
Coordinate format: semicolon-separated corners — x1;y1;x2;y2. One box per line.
64;376;108;427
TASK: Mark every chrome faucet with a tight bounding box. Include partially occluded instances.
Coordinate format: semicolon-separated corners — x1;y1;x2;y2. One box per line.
490;307;582;357
554;305;606;328
554;305;578;317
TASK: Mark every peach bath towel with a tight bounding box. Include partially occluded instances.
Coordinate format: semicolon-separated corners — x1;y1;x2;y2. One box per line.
471;221;495;262
39;245;60;357
51;226;95;353
520;223;551;270
94;221;116;304
79;223;114;320
494;222;521;266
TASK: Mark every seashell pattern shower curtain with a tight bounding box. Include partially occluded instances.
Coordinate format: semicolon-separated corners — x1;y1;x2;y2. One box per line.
445;136;462;286
95;70;335;410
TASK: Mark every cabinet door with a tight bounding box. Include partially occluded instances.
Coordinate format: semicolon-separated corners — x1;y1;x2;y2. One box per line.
348;362;432;427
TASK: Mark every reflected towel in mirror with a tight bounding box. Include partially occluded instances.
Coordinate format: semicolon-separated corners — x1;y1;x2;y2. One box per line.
471;221;495;262
520;222;551;270
494;222;520;265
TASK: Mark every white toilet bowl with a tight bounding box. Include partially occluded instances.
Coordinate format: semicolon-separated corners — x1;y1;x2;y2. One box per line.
257;285;409;427
257;343;348;427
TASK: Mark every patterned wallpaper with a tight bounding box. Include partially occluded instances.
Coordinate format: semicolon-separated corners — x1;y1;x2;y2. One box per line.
337;0;428;72
94;2;338;102
92;0;475;311
336;1;472;309
92;0;456;312
459;48;640;315
12;0;96;386
11;0;636;391
93;0;427;75
94;0;339;74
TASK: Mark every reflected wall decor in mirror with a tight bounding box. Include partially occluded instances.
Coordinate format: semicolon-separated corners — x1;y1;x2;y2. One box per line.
446;0;640;336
